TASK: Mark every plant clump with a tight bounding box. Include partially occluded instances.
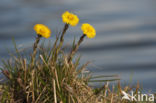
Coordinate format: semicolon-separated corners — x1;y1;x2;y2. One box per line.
0;11;144;103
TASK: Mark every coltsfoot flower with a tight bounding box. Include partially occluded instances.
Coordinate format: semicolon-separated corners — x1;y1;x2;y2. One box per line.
81;23;96;38
34;24;51;38
62;11;79;26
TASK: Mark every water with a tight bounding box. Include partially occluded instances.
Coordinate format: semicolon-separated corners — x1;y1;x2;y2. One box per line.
0;0;156;92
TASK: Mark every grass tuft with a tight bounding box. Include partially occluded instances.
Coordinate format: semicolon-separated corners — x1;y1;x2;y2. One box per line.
0;24;153;103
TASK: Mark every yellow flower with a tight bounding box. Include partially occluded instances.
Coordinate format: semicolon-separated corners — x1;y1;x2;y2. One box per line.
34;24;51;38
62;11;79;26
81;23;96;38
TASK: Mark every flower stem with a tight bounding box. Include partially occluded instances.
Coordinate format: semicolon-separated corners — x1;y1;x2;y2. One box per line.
58;23;69;49
68;34;86;63
31;35;42;68
54;24;69;62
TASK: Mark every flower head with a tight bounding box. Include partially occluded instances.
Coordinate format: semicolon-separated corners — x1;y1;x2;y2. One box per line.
62;11;79;26
81;23;96;38
34;24;51;38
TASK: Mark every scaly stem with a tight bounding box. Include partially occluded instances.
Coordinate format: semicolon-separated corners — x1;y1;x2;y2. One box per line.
2;70;10;79
68;34;86;63
58;23;69;49
31;35;42;68
54;24;69;62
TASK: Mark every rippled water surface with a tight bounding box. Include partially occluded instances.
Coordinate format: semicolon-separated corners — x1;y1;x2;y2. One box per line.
0;0;156;92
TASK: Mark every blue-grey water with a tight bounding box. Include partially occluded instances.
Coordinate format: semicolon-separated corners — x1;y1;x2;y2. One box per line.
0;0;156;92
